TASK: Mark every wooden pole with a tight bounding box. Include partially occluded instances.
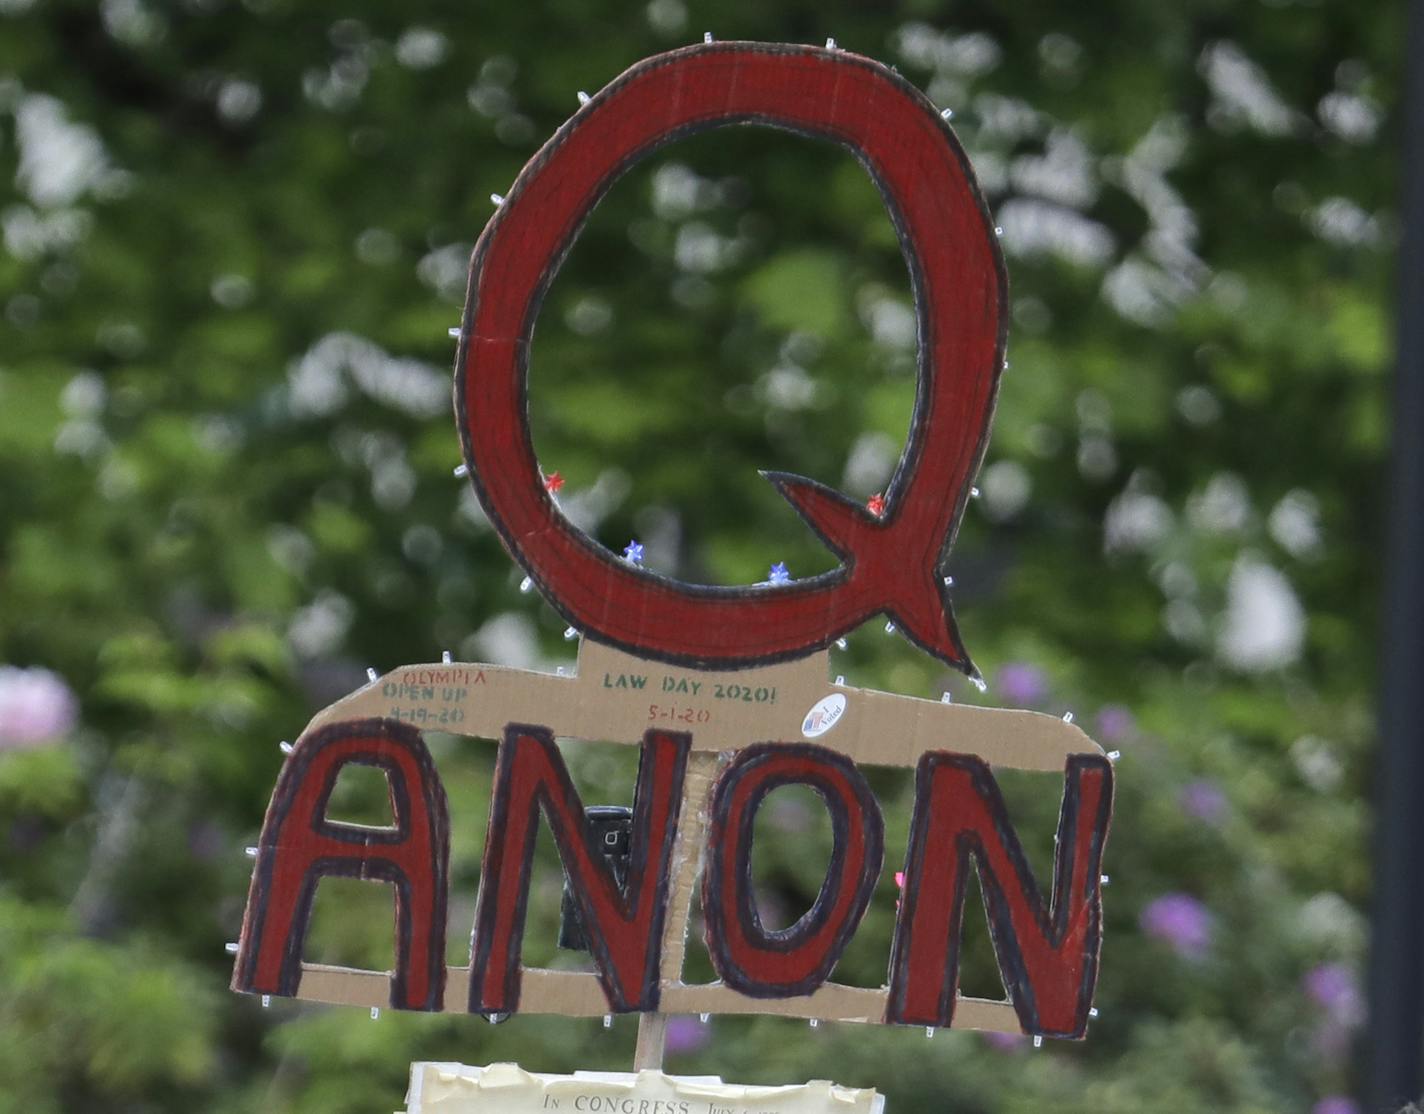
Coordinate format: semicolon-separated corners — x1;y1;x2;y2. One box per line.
632;751;721;1074
633;1013;669;1072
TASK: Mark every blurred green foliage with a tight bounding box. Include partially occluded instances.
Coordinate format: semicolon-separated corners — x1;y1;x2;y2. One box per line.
0;0;1398;1111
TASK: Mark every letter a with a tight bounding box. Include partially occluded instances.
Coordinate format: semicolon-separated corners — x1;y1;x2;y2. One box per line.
232;718;451;1010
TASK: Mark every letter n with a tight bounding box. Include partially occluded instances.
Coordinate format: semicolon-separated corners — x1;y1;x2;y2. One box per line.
232;718;451;1010
886;753;1113;1038
702;743;884;997
469;725;691;1015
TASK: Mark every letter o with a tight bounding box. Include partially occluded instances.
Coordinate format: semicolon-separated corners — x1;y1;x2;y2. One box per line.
702;742;884;996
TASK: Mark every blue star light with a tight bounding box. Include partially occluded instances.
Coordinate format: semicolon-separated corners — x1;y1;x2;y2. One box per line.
768;561;791;585
622;540;644;565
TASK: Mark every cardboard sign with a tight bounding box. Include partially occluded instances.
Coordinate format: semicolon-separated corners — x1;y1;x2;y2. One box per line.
230;41;1114;1043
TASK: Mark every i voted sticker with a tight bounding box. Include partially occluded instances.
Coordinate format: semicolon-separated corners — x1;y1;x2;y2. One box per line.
802;693;847;738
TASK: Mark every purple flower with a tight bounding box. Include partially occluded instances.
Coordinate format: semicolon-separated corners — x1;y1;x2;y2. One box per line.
1311;1098;1360;1114
1096;705;1135;743
752;887;791;933
665;1016;710;1054
0;666;78;748
995;663;1047;706
765;793;813;834
1140;893;1213;959
1179;779;1228;825
1304;963;1363;1027
188;820;226;863
1311;1018;1354;1063
981;1030;1027;1053
9;816;45;852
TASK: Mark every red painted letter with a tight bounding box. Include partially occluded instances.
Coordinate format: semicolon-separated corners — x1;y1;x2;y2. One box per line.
457;44;1006;676
469;725;690;1015
232;718;450;1011
886;753;1112;1037
702;743;884;998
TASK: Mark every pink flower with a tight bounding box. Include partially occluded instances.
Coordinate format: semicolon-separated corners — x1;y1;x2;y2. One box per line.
1140;893;1213;959
995;663;1047;706
1311;1098;1360;1114
1179;780;1228;825
665;1016;710;1054
0;666;78;748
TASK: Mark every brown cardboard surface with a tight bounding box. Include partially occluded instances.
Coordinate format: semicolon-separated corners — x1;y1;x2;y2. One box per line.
268;638;1103;1030
294;962;1020;1032
306;640;1099;772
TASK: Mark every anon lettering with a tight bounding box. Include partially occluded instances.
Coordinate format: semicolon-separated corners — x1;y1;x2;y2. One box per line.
234;716;1110;1037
